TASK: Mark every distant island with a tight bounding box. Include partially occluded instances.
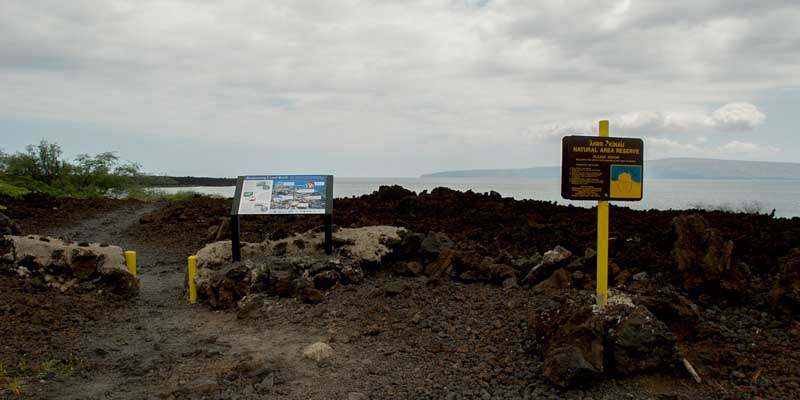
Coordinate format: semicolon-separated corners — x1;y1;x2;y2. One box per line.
422;158;800;180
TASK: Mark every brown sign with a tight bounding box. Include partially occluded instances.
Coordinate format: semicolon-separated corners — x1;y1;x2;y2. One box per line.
561;136;644;201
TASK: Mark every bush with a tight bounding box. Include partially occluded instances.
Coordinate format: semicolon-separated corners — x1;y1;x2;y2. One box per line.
0;181;30;198
126;188;209;202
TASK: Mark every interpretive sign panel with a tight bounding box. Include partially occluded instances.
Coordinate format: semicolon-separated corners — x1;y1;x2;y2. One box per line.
230;175;334;259
561;136;644;201
232;175;333;215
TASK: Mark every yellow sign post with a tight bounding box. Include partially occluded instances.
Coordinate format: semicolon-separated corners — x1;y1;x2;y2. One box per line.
596;120;610;306
561;120;644;308
124;251;137;278
188;255;198;304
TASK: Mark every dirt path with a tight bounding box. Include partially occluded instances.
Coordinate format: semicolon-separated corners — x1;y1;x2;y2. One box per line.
28;203;325;399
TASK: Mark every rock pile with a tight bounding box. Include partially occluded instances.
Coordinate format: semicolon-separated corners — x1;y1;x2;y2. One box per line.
196;256;363;309
0;234;139;298
532;291;679;388
193;226;403;309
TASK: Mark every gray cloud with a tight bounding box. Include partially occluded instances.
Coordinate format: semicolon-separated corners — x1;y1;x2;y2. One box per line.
0;0;797;175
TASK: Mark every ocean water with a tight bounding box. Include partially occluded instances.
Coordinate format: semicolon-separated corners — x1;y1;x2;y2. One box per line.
155;177;800;218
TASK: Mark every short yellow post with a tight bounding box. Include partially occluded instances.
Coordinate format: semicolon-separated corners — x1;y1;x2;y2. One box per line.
124;251;137;277
188;255;197;304
597;120;610;307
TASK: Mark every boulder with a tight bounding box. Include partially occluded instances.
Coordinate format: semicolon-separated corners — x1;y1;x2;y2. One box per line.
672;214;748;293
523;245;573;285
535;268;573;290
420;232;455;259
97;268;140;298
391;232;425;260
302;342;335;363
605;306;679;374
206;262;253;309
636;289;702;339
540;305;604;387
770;248;800;313
532;291;680;388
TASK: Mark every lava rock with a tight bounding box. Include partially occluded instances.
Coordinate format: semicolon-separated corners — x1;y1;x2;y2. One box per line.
426;249;456;277
542;308;604;387
206;262;252;309
97;267;140;298
672;214;749;294
0;211;21;236
606;305;679;374
535;268;573;290
313;270;341;290
420;232;455;258
523;245;573;285
299;287;324;304
770;248;800;313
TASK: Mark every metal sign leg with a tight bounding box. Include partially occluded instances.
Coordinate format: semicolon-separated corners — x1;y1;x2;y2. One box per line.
324;214;333;255
231;215;241;262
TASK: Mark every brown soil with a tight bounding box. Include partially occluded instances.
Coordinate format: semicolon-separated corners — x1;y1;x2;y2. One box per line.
0;188;798;399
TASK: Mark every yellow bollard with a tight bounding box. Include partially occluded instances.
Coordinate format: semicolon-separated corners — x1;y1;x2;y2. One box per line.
188;255;197;304
596;120;610;307
124;251;137;277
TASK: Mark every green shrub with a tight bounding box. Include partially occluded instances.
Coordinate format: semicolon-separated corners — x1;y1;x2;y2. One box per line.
126;188;212;202
0;181;30;198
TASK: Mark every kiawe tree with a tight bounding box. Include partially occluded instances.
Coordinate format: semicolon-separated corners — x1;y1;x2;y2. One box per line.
2;140;67;184
72;152;141;195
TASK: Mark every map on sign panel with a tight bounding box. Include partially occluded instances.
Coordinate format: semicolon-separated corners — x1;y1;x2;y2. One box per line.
235;175;330;215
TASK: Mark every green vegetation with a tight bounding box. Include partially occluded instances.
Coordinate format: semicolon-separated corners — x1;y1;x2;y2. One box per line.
0;141;141;198
126;188;211;202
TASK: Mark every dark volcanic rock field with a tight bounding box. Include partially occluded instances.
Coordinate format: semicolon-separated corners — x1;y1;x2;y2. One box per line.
1;186;799;399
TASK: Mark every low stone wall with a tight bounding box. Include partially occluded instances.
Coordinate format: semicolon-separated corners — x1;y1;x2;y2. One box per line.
194;226;405;309
0;234;139;298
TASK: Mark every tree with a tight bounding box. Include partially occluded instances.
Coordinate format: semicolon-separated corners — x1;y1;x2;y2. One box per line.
3;140;67;183
72;152;141;195
30;141;65;183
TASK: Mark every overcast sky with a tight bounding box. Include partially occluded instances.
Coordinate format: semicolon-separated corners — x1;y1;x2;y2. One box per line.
1;0;798;177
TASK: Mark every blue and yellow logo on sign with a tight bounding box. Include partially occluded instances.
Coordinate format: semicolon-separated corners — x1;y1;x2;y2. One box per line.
610;165;642;199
